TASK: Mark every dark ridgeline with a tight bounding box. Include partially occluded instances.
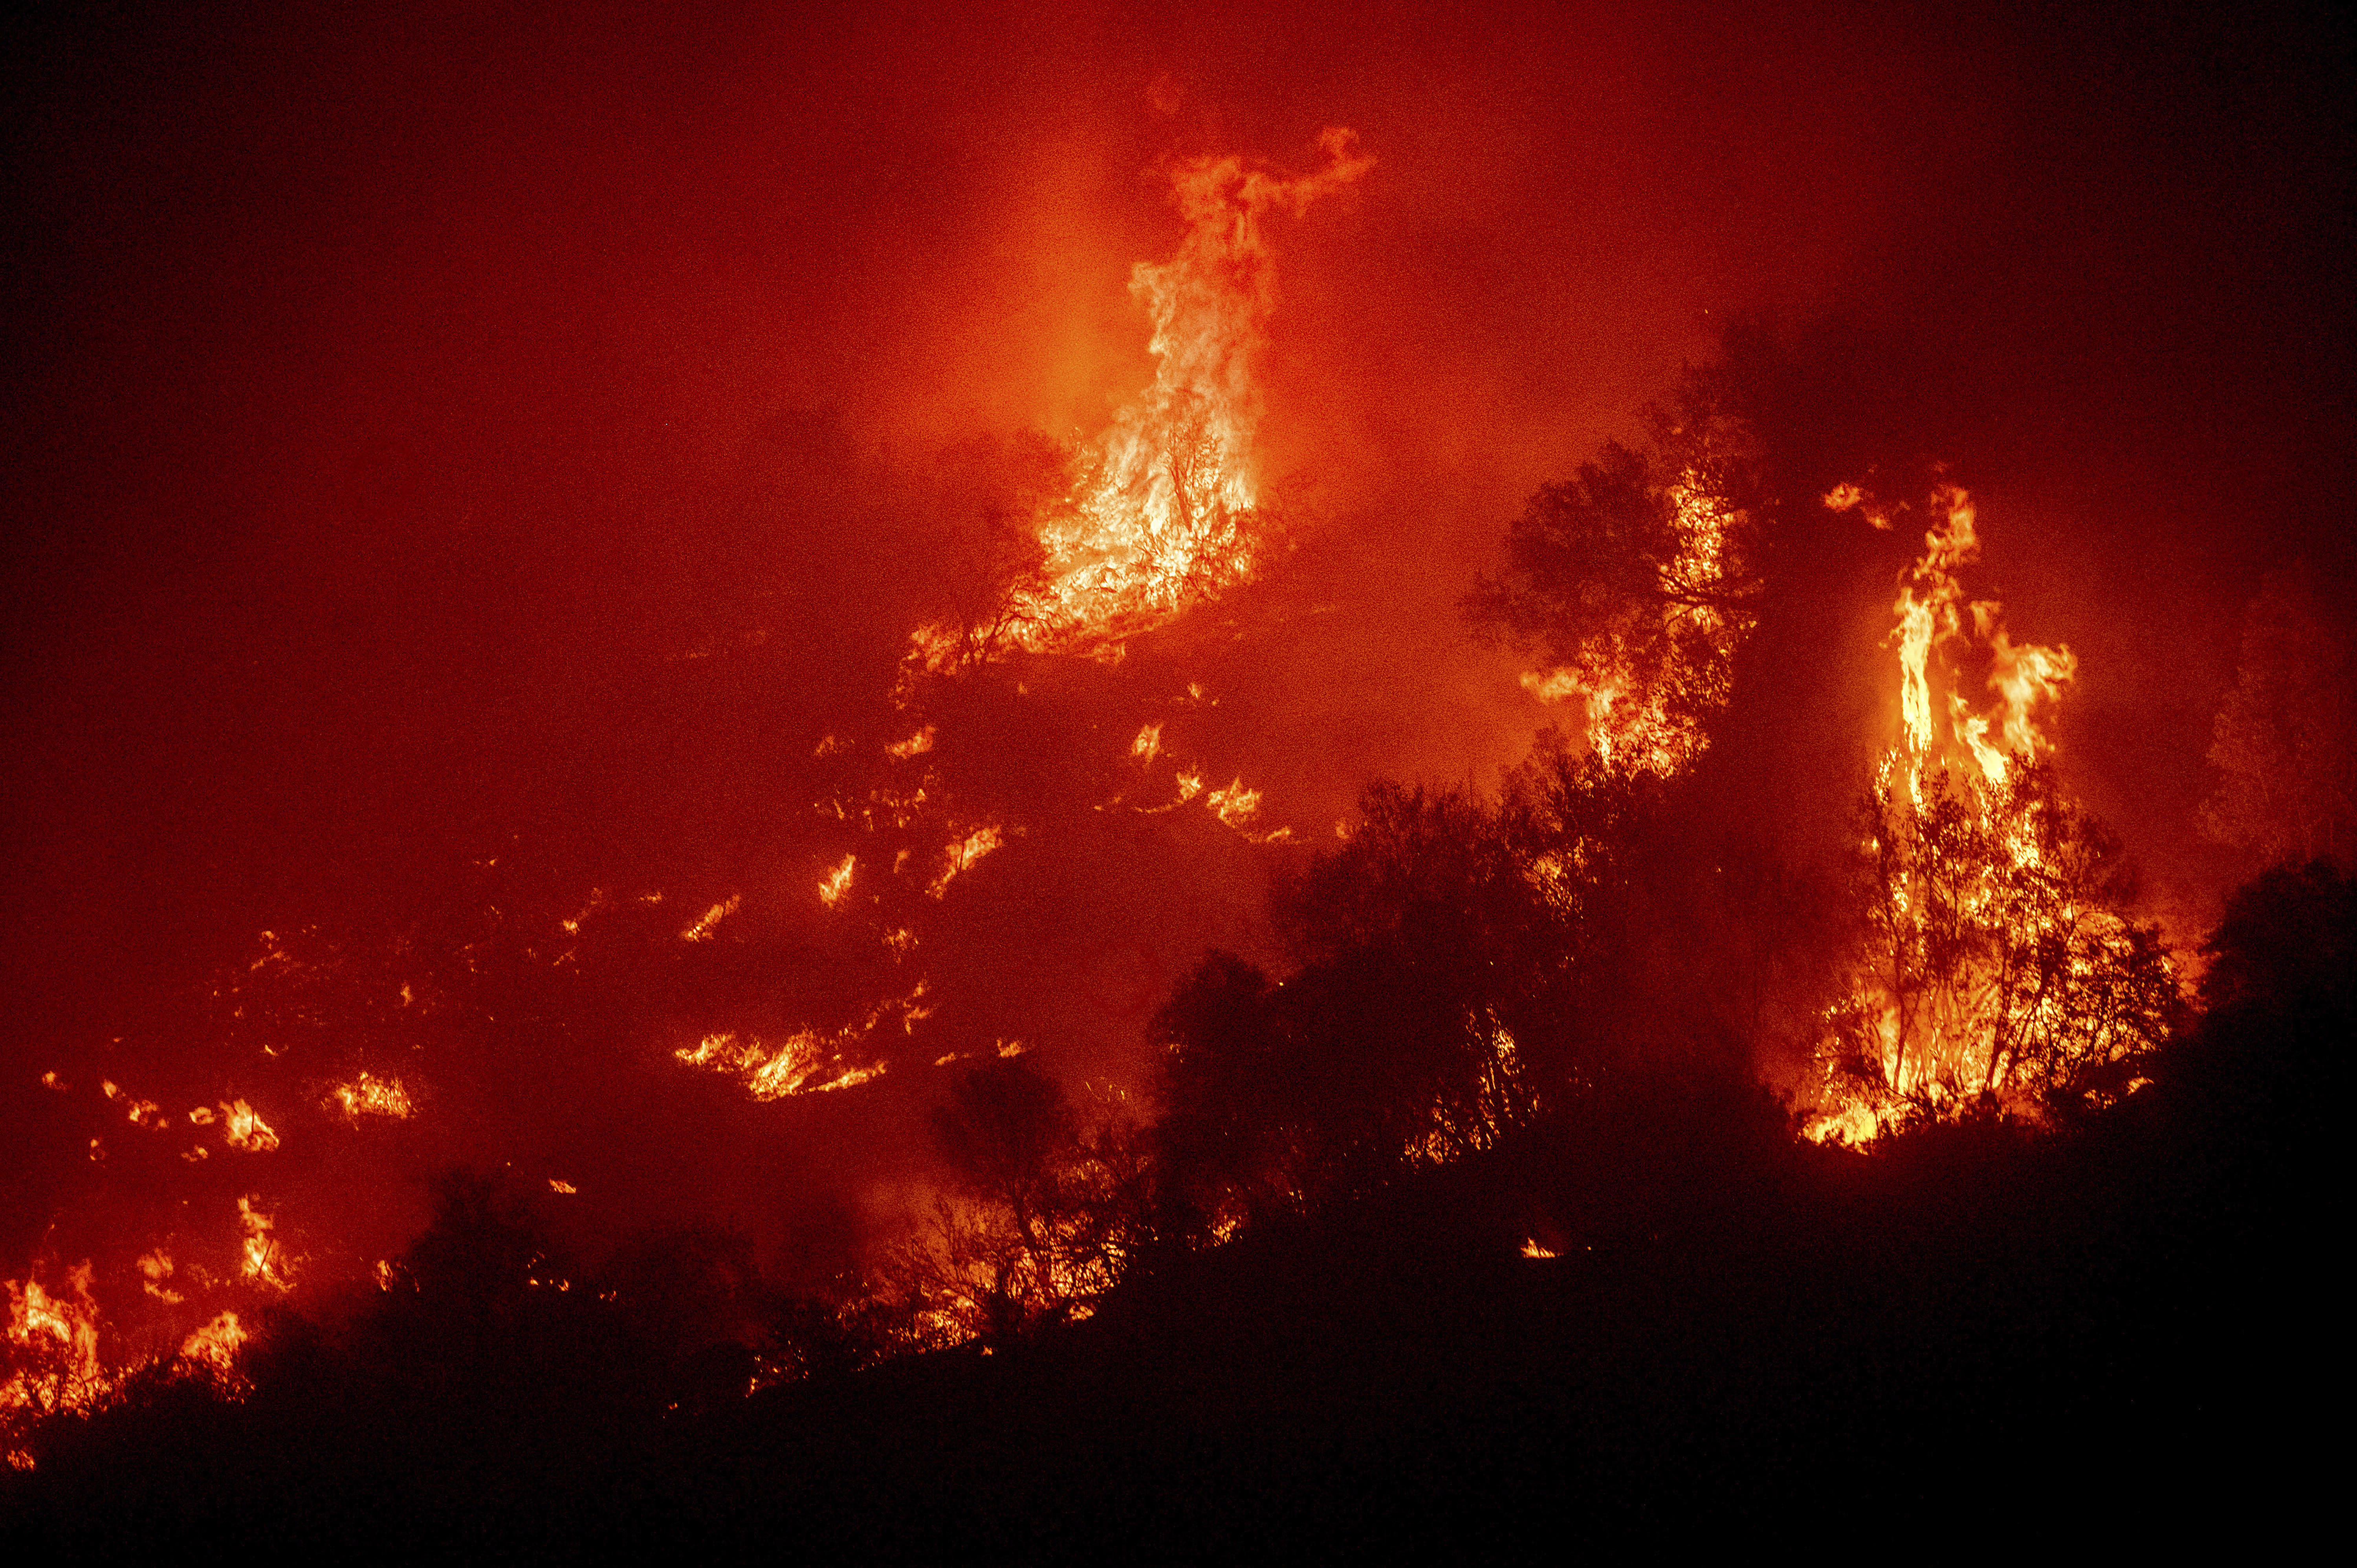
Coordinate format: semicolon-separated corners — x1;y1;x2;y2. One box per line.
2;849;2341;1556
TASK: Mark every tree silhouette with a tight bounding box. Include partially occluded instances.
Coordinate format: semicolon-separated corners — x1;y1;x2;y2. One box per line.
892;1059;1140;1348
2200;564;2357;869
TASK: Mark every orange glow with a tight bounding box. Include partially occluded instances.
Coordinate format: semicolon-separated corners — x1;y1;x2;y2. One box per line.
176;1312;249;1387
137;1249;181;1303
1207;778;1262;832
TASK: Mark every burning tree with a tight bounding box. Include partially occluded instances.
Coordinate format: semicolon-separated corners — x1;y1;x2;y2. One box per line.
1798;480;2183;1139
1812;761;2183;1139
1467;374;1766;776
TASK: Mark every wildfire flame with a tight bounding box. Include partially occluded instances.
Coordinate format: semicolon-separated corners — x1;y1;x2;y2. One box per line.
914;129;1371;667
176;1312;248;1385
3;1268;106;1449
680;895;741;943
5;1260;258;1467
1830;481;2079;786
676;1030;887;1100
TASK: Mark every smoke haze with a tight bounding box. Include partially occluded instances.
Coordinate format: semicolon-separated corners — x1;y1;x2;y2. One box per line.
5;0;2349;1282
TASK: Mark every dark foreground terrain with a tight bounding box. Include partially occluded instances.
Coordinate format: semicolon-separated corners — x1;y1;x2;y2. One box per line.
5;866;2342;1559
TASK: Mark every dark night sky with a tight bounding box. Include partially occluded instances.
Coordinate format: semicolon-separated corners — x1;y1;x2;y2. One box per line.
4;0;2349;1272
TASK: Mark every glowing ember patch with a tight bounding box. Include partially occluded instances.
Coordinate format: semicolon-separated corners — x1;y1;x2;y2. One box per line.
238;1197;291;1291
927;826;1003;899
561;888;607;936
996;1040;1027;1058
886;726;936;759
137;1250;182;1304
884;926;918;959
676;1030;889;1099
327;1072;413;1120
1131;723;1163;765
674;982;925;1101
221;1099;278;1152
177;1312;248;1385
1208;778;1262;831
819;854;857;908
680;894;741;942
1520;1240;1560;1260
1824;481;1897;529
39;1071;65;1092
548;1179;577;1194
